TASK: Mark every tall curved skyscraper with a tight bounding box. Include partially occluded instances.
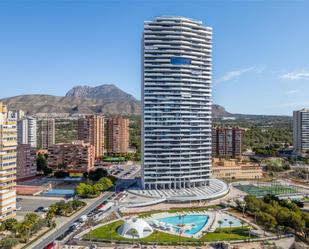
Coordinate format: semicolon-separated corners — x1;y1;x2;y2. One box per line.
142;16;212;190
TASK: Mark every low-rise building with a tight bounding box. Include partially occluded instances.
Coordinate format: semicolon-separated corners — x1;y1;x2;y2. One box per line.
16;144;37;181
212;158;263;179
47;140;94;172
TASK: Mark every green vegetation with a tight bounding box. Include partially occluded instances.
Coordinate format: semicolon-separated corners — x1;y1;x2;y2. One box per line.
0;236;18;249
76;177;113;198
36;153;53;176
240;195;309;238
214;116;292;155
87;220;249;244
47;200;86;217
263;158;290;172
103;156;126;162
0;213;51;248
84;168;108;181
55;119;78;143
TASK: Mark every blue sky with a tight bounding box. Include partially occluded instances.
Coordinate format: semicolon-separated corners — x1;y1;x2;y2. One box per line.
0;0;309;115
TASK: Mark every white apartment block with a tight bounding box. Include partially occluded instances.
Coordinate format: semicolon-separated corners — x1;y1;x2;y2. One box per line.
17;117;37;147
142;16;212;190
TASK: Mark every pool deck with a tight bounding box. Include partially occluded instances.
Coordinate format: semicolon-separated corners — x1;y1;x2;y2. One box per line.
145;210;243;239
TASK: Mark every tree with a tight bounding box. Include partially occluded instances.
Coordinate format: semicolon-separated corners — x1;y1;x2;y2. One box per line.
36;153;47;171
0;236;18;249
3;218;18;231
88;168;108;181
43;166;53;176
240;220;245;229
218;220;223;232
256;212;277;235
54;170;69;178
98;177;113;190
228;221;233;242
289;212;305;235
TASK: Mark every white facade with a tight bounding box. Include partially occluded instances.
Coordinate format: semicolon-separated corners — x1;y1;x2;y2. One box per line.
142;16;212;190
293;109;309;155
17;117;37;147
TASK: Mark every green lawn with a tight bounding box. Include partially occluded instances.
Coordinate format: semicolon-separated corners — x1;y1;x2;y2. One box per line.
102;156;126;162
86;220;250;244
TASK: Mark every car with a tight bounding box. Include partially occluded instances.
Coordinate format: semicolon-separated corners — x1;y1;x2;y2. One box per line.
35;206;45;212
16;206;22;211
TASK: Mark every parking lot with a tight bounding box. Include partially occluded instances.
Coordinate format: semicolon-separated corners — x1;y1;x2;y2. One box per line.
16;196;64;220
108;163;140;179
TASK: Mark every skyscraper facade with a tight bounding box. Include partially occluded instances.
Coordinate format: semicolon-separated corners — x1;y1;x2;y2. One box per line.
107;116;129;154
37;119;55;149
293;109;309;155
142;17;212;190
212;127;243;158
78;115;104;158
0;102;17;221
17;117;37;147
16;144;36;181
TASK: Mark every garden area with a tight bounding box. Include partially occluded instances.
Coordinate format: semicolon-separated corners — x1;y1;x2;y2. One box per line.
47;199;86;218
84;219;250;245
102;156;126;162
237;194;309;240
0;213;53;249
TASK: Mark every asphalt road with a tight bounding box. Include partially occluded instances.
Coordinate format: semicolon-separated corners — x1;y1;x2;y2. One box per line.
30;173;138;249
30;191;114;249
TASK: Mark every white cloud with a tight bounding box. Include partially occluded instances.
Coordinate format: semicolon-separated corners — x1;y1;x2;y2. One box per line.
280;70;309;80
215;67;260;84
284;89;300;95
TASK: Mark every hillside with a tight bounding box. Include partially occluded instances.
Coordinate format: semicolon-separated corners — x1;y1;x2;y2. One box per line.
0;84;231;117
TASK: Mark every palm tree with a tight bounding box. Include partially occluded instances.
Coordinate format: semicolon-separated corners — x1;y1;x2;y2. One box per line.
228;221;233;242
85;218;94;242
240;220;245;229
131;229;138;244
218;220;223;233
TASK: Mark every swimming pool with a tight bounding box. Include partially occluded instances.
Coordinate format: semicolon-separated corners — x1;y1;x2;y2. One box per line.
43;189;75;197
158;214;209;235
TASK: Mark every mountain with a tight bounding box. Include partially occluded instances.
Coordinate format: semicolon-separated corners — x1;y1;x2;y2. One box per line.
0;84;231;117
65;84;136;101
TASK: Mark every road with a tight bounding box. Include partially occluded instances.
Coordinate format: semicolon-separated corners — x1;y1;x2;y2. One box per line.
29;191;114;249
29;173;138;249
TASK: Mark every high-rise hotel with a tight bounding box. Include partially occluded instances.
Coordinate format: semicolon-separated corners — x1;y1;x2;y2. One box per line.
0;102;17;221
293;109;309;155
142;17;212;190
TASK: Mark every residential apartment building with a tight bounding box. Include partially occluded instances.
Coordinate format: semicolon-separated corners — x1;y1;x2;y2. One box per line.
78;115;104;158
37;119;55;149
47;141;94;172
0;102;17;221
17;117;37;147
212;158;263;179
212;127;243;158
16;144;36;181
293;109;309;155
107;116;129;154
142;17;212;190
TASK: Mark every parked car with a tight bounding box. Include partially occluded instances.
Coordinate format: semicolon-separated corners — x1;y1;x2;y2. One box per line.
35;206;45;212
